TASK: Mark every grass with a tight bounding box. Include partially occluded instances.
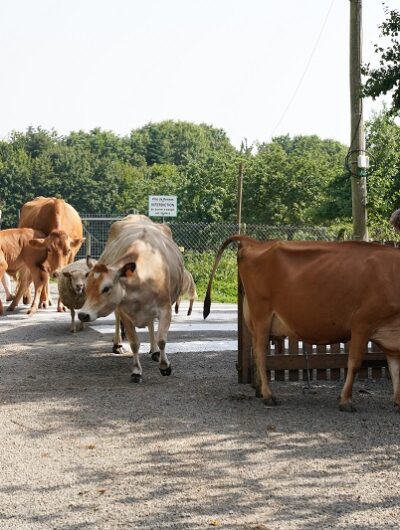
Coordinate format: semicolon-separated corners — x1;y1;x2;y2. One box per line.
183;249;237;304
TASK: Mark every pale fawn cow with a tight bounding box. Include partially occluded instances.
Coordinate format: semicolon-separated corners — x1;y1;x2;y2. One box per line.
78;215;184;382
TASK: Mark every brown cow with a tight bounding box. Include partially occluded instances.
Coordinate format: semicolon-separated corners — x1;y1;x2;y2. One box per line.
18;197;84;310
204;235;400;412
78;214;184;382
0;228;65;315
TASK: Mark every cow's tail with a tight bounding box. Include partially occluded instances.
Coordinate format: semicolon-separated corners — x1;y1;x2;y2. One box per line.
203;235;253;319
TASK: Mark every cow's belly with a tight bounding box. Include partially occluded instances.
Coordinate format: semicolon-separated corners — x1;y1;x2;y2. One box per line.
120;299;160;328
270;313;350;345
372;317;400;352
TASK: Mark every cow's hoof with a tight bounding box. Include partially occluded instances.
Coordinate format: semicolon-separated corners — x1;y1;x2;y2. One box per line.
339;402;357;412
262;396;279;406
112;344;125;355
160;365;172;377
23;297;30;305
130;373;142;383
7;305;15;312
40;302;48;309
151;351;160;362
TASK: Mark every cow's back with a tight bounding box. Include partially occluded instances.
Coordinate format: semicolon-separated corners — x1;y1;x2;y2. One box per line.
101;216;183;303
19;197;83;239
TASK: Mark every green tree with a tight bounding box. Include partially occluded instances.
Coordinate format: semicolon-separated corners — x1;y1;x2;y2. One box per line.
365;110;400;236
0;141;33;226
244;135;347;225
130;121;236;167
362;6;400;115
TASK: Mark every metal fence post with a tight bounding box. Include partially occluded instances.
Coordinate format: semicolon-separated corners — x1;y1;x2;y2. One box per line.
86;231;92;257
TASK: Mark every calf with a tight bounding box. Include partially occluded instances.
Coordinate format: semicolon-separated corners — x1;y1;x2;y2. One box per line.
0;228;60;315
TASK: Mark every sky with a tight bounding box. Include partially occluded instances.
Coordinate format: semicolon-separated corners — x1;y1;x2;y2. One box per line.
0;0;397;148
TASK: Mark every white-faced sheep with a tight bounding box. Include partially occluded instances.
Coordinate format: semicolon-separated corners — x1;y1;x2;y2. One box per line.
175;268;198;316
58;258;96;332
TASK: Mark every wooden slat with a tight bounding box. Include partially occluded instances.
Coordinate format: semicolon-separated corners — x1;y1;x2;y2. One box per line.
329;343;341;379
289;337;299;354
265;352;386;371
315;344;327;379
275;339;284;354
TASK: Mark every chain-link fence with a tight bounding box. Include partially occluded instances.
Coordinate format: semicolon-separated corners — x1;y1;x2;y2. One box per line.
76;216;335;259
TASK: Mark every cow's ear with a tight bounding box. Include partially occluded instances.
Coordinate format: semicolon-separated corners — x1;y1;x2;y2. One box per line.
86;256;96;269
72;237;85;249
119;262;136;278
29;238;47;249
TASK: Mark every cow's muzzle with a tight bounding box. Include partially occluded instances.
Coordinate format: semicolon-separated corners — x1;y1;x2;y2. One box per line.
78;311;91;322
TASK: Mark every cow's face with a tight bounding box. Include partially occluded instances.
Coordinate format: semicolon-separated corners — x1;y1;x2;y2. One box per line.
78;260;136;322
29;231;85;278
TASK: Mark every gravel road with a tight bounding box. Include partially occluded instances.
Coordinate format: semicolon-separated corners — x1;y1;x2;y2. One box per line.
1;284;399;530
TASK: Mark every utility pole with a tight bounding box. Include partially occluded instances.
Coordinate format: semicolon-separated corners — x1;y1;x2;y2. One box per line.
349;0;368;241
237;161;244;233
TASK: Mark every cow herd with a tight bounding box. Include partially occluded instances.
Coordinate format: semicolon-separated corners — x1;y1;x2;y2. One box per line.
0;197;84;315
0;198;197;382
2;196;400;412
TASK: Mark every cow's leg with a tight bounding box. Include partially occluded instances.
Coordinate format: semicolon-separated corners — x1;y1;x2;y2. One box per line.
16;268;32;305
156;307;172;376
122;318;142;383
112;311;125;354
40;279;53;308
0;258;7;315
7;270;30;311
174;296;181;314
1;272;13;301
252;320;276;405
244;296;276;405
386;352;400;410
148;321;160;362
27;270;48;315
40;281;48;308
339;333;368;412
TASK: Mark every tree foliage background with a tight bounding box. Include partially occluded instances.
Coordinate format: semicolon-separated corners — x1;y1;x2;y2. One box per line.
0;113;399;237
362;5;400;116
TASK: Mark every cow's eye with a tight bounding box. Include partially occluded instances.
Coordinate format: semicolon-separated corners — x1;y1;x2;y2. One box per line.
102;285;111;294
85;272;90;278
